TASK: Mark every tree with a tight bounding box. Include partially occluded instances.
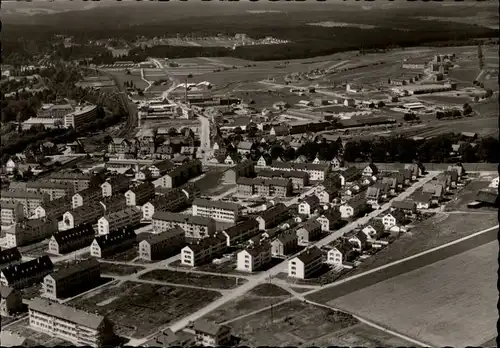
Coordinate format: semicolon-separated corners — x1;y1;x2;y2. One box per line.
484;89;493;98
404;113;416;122
270;144;284;160
463;103;473;116
473;96;480;103
377;101;386;108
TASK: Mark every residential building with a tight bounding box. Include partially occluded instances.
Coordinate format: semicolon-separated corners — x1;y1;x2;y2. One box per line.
256;155;271;167
288;246;323;279
236;177;255;196
181;236;226;266
0;256;53;289
316;187;339;204
256;169;309;190
142;190;189;220
298;196;320;217
143;329;193;347
347;230;368;252
97;207;141;235
61;203;105;230
152;212;216;238
192;319;231;346
444;170;459;188
91;228;136;258
296;219;322;245
125;182;155;206
107;138;134;155
398;168;413;185
99;195;127;214
271;231;298;257
339;195;368;219
64;105;98;129
373;181;390;199
37;103;74;119
192;198;240;223
236;141;254;155
1;202;25;226
362;220;385;240
48;224;95;255
422;183;444;204
152;160;202;188
489;176;499;189
0;285;23;316
255;203;289;230
72;188;102;209
0;248;22;270
28;297;115;347
138;227;185;261
33;197;72;220
365;186;381;206
268;162;330;181
327;243;357;266
101;175;131;197
223;159;255;184
42;258;101;300
413;192;433;209
382;211;406;230
236;243;272;272
330;156;344;170
447;164;464;179
381;175;399;195
5;218;58;248
237;177;292;197
219;218;260;247
316;210;341;232
148;159;176;178
391;200;417;215
404;163;421;180
362;163;379;177
338;167;362;186
47;171;95;192
1;190;49;217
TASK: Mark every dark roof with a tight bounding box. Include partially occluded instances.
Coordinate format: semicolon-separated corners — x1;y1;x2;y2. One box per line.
237;177;258;186
346;194;367;209
257;203;289;222
193;319;229;336
476;189;498;204
52;224;95;245
341;167;362;180
223;218;259;238
0;247;22;265
49;258;100;281
295;246;323;264
94;228;136;249
373;182;390;192
297;219;321;232
140;227;185;246
185;236;225;253
257;169;309;179
242;242;271;257
153;211;215;226
386;210;406;223
364;163;378;173
412;192;433;203
391;200;416;210
301;195;320;207
320;210;341;222
275;230;297;244
1;256;53;284
264;178;291;187
193;198;239;212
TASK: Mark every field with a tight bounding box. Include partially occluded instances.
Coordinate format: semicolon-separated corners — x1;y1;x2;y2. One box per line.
202;284;292;324
69;281;221;338
106;70;149;90
443;179;493;211
99;262;145;276
326;241;498;347
139;269;246;290
227;300;359;346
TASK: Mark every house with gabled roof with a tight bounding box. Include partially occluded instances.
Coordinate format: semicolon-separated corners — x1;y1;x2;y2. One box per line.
236;141;254;155
296;219;322;245
339;167;362;186
90;227;137;258
444;170;459;188
181;236;227;266
365;186;381;206
271;231;298;257
0;285;24;316
413;191;433;209
192;319;231;346
298;195;320;217
362;220;385;241
138;227;185;261
0;248;22;270
316;186;340;204
220;218;260;247
316;210;341;232
48;223;95;255
422;183;444;205
255;203;289;230
382;210;406;230
237;242;272;272
288;246;323;279
339;195;368;219
398;168;412;185
391;200;417;215
330;156;344;170
327;242;357;266
347;230;369;252
362;163;379;177
381;175;399;195
0;256;53;289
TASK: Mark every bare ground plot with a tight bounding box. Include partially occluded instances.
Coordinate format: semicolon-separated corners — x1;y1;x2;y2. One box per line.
105;248;138;262
4;318;73;346
337;211;497;278
227;300;359;346
443;179;492;211
326;242;499;347
69;281;221;339
99;262;145;276
202;284;291;324
139;269;247;290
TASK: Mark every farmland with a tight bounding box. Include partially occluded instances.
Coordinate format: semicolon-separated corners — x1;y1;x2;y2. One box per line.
325;241;498;347
139;269;247;290
68;281;221;338
105;69;149;90
201;284;291;324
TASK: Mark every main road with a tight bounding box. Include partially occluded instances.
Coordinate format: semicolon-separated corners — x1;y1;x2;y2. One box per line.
128;171;437;346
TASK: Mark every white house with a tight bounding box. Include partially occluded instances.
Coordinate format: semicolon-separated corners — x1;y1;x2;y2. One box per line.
327;247;343;266
298;196;320;217
362;163;378;177
382;211;405;230
236;243;272;272
288;246;323;279
330;157;343;170
489;176;499;189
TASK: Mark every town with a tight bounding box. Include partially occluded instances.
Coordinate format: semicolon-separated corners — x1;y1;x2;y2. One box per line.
1;2;498;347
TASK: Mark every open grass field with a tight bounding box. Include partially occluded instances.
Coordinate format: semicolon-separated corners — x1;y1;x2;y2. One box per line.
443;179;493;211
139;269;247;290
106;70;149;90
202;284;291;324
99;262;145;276
69;281;221;338
326;241;498;347
227;300;359;346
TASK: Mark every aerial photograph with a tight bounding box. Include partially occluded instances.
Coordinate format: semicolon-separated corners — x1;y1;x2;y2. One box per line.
0;0;498;347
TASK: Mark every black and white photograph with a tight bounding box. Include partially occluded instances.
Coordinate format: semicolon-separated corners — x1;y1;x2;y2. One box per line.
0;0;498;347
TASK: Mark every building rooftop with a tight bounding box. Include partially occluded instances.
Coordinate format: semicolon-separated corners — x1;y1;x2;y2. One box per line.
140;227;185;245
49;258;100;281
295;246;323;264
193;198;239;212
0;247;22;265
94;228;136;249
193;319;229;336
1;256;53;284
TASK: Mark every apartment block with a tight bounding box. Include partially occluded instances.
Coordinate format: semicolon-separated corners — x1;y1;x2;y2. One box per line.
288;247;323;279
192;198;240;223
152;160;203;188
90;228;136;258
125;182;155;206
64;105;98;129
99;195;127;214
181;236;226;266
269;162;330;181
219;218;260;247
97;207;141;235
141;189;189;221
193;319;231;347
0;247;22;270
138;227;185;261
61;203;104;230
33;197;72;220
236;242;272;272
255;203;289;230
43;258;101;300
101;175;131;198
5;218;58;248
0;256;54;289
0;285;24;316
72;188;102;209
48;224;95;255
257;169;310;190
26;181;74;201
1;190;49;217
1;201;24;226
152;211;216;238
46;171;96;192
28;297;115;347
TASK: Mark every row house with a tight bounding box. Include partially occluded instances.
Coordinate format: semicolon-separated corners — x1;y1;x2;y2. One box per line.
1;285;24;316
43;258;101;300
48;224;95;255
256;169;310;190
236;242;272;272
316;210;341;232
181;236;227;267
0;256;53;289
138;227;186;261
153;160;202;189
223;159;256;184
125;182;155;206
72;187;102;209
142;189;189;221
296;219;322;246
28;297;115;347
0;247;22;270
271;231;299;257
1;201;24;226
152;212;216;238
99;195;127;214
33;196;72;220
288;246;323;279
236;177;293;198
26;181;74;201
46;171;96;192
339;195;369;219
192;198;240;223
5;218;58;248
91;228;137;258
1;190;49;217
101;174;131;197
62;203;105;230
219;218;260;247
338;167;362;187
316;187;340;204
298;195;320;217
255;203;290;230
97;207;142;235
269;161;330;181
